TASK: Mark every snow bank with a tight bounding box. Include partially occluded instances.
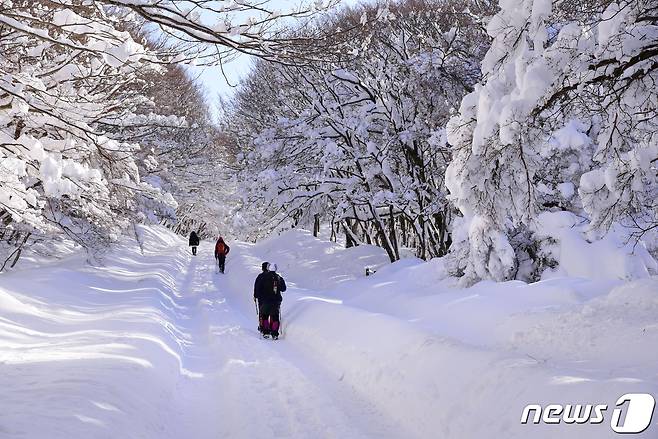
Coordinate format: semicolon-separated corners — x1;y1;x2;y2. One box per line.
241;228;658;438
535;211;657;280
508;278;658;368
0;226;220;438
286;299;654;438
255;228;390;290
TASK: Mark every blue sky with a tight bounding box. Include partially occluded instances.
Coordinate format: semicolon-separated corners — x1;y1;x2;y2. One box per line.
187;0;362;113
188;57;254;107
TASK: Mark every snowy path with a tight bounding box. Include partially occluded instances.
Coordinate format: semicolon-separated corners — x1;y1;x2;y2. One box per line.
171;246;406;439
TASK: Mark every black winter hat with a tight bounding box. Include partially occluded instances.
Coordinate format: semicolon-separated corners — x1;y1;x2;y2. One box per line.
262;262;269;272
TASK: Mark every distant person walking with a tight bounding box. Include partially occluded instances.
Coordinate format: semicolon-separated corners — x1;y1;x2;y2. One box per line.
254;262;287;339
189;231;200;256
214;236;230;273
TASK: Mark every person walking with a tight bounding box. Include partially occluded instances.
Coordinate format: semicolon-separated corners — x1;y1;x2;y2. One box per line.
214;236;230;273
189;231;200;256
253;262;287;339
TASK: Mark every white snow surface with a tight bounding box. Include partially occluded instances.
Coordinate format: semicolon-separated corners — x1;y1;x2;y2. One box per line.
0;226;656;438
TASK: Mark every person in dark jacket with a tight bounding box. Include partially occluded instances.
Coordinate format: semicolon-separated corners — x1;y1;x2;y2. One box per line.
254;262;287;339
189;231;200;256
214;236;230;273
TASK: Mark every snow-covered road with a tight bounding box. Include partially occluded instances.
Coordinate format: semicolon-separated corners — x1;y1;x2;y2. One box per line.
0;226;656;438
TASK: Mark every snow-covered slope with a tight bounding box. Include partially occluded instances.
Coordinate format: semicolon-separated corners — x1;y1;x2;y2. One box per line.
247;229;658;438
0;226;656;438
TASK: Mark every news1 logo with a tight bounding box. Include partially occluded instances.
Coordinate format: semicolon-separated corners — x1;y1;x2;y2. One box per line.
521;393;656;434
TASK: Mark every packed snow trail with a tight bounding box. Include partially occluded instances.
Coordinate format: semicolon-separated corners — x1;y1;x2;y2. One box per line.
1;226;656;438
171;239;407;439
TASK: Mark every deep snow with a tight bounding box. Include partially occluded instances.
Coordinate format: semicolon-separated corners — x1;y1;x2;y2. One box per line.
0;226;656;438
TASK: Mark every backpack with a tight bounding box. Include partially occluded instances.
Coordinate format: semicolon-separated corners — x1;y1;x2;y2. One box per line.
269;273;283;302
272;274;279;295
215;241;228;256
189;232;199;246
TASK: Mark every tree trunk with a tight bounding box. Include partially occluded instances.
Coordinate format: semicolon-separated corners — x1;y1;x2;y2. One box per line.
369;205;398;263
343;220;359;248
1;232;30;272
389;206;400;260
313;214;320;237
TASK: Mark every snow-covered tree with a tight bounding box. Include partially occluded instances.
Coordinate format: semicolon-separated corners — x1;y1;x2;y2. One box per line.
227;0;492;261
446;0;658;283
0;1;177;267
0;0;371;269
17;0;347;66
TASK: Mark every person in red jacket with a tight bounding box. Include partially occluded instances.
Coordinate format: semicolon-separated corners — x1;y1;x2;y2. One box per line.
214;237;230;274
